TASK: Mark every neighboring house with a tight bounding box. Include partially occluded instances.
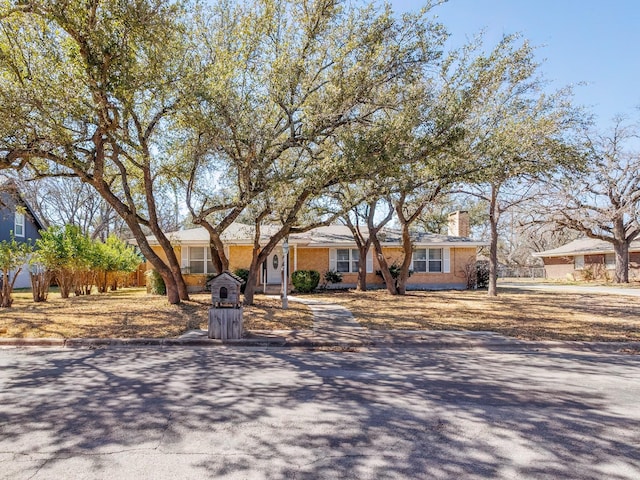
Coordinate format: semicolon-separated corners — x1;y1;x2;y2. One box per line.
0;179;46;288
144;211;487;292
533;238;640;280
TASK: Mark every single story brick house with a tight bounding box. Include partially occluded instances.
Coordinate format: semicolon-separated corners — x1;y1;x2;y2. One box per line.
533;238;640;280
145;211;486;292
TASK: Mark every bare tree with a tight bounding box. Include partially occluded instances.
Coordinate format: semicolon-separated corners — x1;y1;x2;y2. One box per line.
542;119;640;282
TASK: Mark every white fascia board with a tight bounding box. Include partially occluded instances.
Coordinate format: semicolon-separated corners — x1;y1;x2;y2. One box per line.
533;249;639;258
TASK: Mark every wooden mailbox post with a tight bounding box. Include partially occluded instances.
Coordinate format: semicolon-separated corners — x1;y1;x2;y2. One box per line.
206;271;244;340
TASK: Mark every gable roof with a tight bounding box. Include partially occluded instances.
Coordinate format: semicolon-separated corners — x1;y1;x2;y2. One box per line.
146;222;487;248
0;177;47;231
206;270;245;286
533;237;640;258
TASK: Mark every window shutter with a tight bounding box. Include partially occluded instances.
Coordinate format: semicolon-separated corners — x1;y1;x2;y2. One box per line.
443;248;451;273
366;249;373;273
181;246;189;270
329;249;337;271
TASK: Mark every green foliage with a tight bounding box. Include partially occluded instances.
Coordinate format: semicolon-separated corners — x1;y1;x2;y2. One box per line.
145;269;166;296
0;237;33;307
376;262;413;291
93;235;142;292
323;270;343;284
0;237;32;273
34;225;94;297
94;236;141;273
35;226;141;297
291;270;320;293
376;262;413;282
233;268;250;294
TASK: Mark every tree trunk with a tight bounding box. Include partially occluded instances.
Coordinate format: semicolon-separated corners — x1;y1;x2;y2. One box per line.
30;269;51;302
243;257;261;306
356;244;369;291
1;270;13;307
488;183;500;297
207;229;229;274
90;181;183;304
58;270;73;299
372;235;398;295
396;223;414;295
613;241;629;283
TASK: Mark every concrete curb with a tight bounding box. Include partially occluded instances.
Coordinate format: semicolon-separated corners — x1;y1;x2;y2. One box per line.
1;334;638;353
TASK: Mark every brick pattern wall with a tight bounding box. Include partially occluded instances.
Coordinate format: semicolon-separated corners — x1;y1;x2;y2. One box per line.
542;252;640;280
228;245;254;272
447;211;470;237
148;244;479;291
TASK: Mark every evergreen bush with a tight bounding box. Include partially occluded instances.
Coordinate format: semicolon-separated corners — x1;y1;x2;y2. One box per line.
291;270;320;293
145;269;166;295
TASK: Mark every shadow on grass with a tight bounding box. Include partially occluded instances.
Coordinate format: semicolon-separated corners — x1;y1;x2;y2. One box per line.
0;347;638;479
311;289;640;342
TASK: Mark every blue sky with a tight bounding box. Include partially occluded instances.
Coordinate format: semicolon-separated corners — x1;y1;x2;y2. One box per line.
390;0;640;130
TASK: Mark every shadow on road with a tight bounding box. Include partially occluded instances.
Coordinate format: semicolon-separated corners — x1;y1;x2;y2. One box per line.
1;347;638;479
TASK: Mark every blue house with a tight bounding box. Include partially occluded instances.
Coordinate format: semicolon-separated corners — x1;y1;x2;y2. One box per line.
0;178;46;288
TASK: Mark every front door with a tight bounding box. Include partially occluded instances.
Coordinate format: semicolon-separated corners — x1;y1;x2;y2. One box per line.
266;249;281;284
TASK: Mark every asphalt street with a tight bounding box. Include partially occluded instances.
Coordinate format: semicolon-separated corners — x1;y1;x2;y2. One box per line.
0;345;638;479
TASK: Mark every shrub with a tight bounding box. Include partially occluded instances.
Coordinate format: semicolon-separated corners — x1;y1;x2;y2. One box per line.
323;270;343;285
460;258;477;289
476;260;490;289
0;238;33;307
375;262;412;290
145;269;166;295
291;270;320;293
234;268;250;293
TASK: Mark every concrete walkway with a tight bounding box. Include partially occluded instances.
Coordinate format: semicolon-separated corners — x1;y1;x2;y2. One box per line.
500;281;640;297
287;295;370;343
176;295;370;346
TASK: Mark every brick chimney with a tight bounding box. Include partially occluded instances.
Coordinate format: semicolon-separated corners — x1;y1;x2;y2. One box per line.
447;211;470;237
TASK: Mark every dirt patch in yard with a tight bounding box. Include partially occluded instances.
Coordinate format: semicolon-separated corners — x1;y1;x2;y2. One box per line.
0;289;312;338
309;288;640;342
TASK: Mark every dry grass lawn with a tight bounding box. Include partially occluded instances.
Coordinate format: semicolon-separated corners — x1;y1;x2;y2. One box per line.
0;288;312;338
309;288;640;342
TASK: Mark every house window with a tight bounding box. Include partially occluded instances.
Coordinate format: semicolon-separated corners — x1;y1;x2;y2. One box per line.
605;253;615;270
14;212;25;238
413;249;427;272
413;248;443;273
429;248;443;273
574;255;584;270
188;247;215;274
336;248;359;273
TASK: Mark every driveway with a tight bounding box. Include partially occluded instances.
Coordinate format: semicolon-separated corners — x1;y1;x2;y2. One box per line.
500;281;640;297
1;345;638;479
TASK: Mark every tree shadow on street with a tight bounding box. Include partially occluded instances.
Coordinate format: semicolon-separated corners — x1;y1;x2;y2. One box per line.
1;346;639;479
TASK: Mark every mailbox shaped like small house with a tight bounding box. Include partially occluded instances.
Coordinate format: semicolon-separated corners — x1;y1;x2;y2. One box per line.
207;271;244;340
207;271;244;308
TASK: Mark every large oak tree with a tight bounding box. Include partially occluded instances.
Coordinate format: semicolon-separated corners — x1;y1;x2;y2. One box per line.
0;0;195;303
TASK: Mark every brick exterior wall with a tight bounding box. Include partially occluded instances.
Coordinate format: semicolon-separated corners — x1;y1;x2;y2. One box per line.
295;247;330;273
228;245;254;272
542;252;640;280
447;211;470;237
542;256;575;279
148;243;479;292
